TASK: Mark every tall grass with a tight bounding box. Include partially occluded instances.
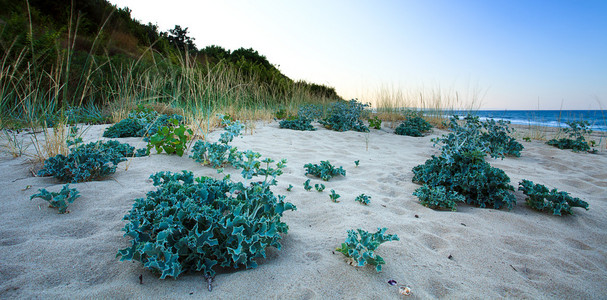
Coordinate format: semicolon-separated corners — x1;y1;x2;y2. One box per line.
364;83;484;128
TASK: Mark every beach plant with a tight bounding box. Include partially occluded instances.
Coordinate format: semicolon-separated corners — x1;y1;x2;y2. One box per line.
118;168;295;279
303;179;312;191
412;185;464;211
336;228;399;272
297;104;324;121
368;116;382;129
191;117;244;168
38;140;148;183
394;114;432;137
546;121;595;153
304;160;346;181
518;179;589;215
481;118;524;157
411;115;516;210
319;100;369;132
103;109;186;139
274;108;288;119
147;118;193;156
329;189;341;202
30;184;80;214
355;194;371;205
314;183;326;192
279;117;316;131
286;184;293;191
354;160;360;167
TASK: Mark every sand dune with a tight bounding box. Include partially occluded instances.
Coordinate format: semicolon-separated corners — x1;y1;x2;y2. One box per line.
1;121;605;299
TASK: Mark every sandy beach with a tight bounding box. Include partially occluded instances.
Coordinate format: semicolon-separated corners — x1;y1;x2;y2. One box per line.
1;121;606;299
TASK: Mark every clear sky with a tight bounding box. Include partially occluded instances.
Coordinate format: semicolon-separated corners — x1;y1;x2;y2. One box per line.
109;0;606;110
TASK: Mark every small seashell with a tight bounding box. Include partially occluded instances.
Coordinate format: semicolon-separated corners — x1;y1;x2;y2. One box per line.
388;279;397;286
399;286;412;296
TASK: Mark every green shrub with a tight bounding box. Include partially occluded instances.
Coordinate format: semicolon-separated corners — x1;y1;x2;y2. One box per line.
38;140;147;183
103;109;185;139
354;194;371;205
336;228;399;272
411;115;517;210
412;185;464;211
147;118;193;156
30;184;80;214
103;118;146;138
546;121;595;153
394;114;432;137
297;104;324;121
118;169;295;279
314;183;326;192
304;160;346;181
319;100;369;132
518;179;589;215
368;116;382;129
446;115;523;158
279;117;316;131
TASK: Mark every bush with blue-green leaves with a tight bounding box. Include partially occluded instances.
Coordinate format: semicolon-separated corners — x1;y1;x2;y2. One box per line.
38;140;147;183
518;179;589;215
319;100;369;132
336;228;399;272
118;152;295;279
30;184;80;214
546;121;595;153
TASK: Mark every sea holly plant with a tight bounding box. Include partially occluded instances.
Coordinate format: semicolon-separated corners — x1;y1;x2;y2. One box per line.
315;183;326;192
354;160;360;167
191;116;244;168
411;115;517;210
147;118;193;156
303;179;312;191
413;185;464;211
304;160;346;181
329;189;341;202
319;100;370;132
38;140;148;183
394;113;432;137
546;121;596;153
518;179;589;216
118;154;295;281
279;117;316;131
286;184;293;191
336;228;399;272
30;184;80;214
355;194;371;205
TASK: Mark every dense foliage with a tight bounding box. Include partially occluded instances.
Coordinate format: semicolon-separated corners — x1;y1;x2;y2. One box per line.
411;115;519;210
103;108;185;139
319;100;369;132
38;140;147;183
518;179;589;216
336;228;399;272
147;118;192;156
394;114;432;137
278;117;316;131
118;169;295;279
546;121;595;153
30;184;80;214
304;160;346;181
412;185;464;211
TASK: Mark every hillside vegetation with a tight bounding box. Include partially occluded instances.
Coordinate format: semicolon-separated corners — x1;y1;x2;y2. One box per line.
0;0;340;126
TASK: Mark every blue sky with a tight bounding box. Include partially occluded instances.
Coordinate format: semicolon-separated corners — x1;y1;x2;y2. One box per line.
109;0;607;110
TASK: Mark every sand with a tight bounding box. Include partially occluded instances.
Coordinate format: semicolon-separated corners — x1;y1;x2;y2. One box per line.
1;121;606;299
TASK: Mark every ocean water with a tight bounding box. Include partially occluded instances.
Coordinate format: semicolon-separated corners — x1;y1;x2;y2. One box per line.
452;110;607;131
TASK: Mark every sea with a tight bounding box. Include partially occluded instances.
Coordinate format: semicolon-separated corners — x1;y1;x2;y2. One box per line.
450;110;607;132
